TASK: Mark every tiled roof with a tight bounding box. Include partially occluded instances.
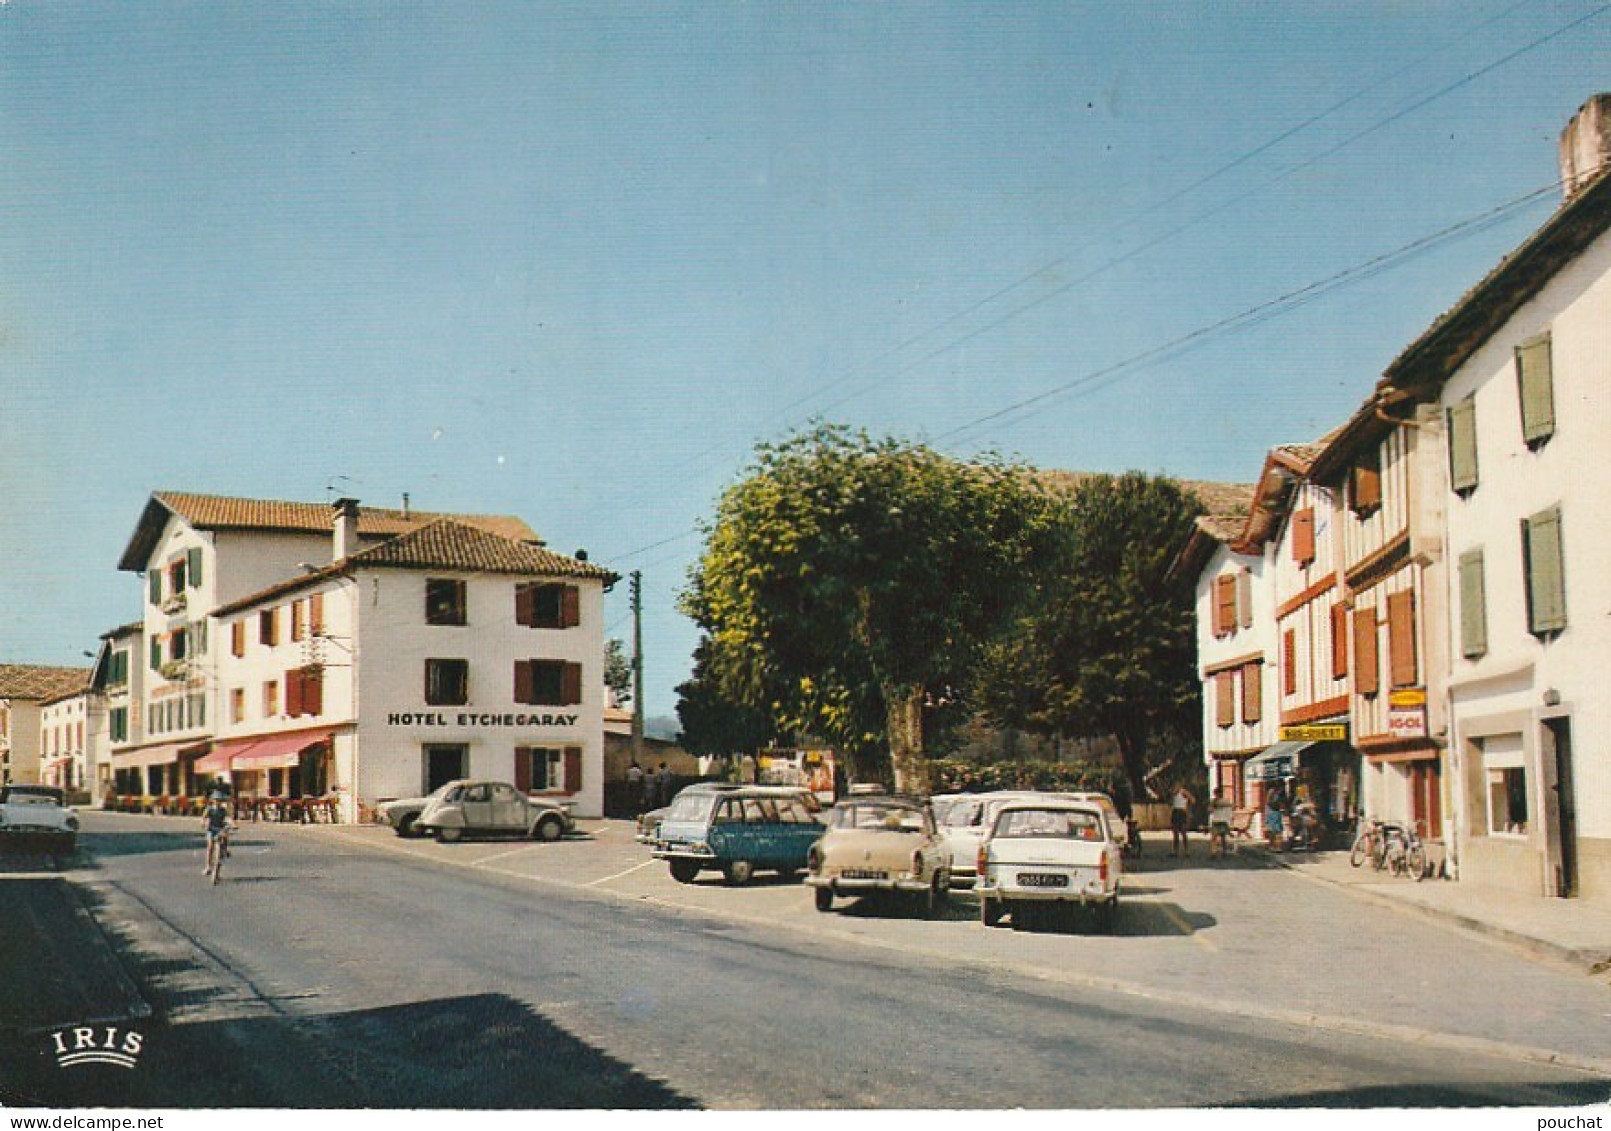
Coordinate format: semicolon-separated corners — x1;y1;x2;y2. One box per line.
213;519;616;617
0;665;92;702
1040;469;1255;518
120;492;540;571
348;519;616;579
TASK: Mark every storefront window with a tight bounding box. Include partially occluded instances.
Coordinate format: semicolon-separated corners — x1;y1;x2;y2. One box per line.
1487;767;1528;836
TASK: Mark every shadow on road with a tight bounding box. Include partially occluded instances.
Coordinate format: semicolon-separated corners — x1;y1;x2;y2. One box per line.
2;991;700;1109
1245;1080;1611;1108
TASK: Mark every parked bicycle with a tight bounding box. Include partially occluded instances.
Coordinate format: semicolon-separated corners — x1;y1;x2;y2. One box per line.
1348;818;1427;880
1348;819;1389;870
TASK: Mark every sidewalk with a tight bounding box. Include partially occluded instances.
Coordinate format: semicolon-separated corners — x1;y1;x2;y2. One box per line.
1251;841;1611;974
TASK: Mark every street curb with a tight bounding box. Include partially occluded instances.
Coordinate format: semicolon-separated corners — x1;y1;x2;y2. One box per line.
317;823;1611;1080
1255;849;1611;976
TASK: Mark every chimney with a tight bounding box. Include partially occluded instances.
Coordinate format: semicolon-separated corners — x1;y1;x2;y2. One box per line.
1559;93;1611;201
332;498;359;561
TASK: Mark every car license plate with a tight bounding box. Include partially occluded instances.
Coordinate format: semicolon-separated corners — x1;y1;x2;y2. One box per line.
1017;872;1069;888
841;869;888;880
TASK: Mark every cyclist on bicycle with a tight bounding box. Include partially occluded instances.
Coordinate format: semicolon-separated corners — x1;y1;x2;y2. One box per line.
202;796;232;877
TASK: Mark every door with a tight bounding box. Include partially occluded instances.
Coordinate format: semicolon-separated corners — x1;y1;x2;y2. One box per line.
458;782;494;830
488;783;526;830
424;744;467;793
1543;718;1578;898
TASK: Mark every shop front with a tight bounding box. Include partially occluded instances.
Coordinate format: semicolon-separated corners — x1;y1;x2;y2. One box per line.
194;728;339;821
1243;724;1357;844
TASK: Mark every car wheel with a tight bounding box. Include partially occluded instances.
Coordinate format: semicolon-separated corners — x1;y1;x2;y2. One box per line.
532;815;564;842
814;886;834;913
434;826;463;844
394;814;418;839
723;859;755;886
980;897;1003;928
669;859;700;884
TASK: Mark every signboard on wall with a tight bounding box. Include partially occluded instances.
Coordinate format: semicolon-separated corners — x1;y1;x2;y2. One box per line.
1280;724;1347;742
1388;705;1428;739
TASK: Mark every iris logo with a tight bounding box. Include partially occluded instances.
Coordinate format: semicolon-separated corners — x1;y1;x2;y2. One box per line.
48;1025;145;1069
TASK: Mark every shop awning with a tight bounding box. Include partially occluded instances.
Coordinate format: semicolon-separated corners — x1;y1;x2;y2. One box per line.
1244;740;1315;782
197;730;334;773
112;743;191;770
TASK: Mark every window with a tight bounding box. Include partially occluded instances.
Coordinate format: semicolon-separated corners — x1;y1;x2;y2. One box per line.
168;558;187;596
110;707;128;743
263;680;280;718
1350;451;1382;515
230;688;246;724
287;666;323;717
516;583;580;629
1458;550;1488;659
259;608;279;647
1483;735;1528;836
1213;575;1237;636
1522;505;1567;636
1353;607;1379;697
1291;508;1315;566
426;579;468;626
169;627;188;662
1214;671;1235;728
107;650;129;689
231;621;247;658
424;744;468;793
1516;334;1555;448
1387;590;1417;688
309;592;325;636
1447;397;1479;494
514;660;583;705
425;659;469;706
514;745;580;793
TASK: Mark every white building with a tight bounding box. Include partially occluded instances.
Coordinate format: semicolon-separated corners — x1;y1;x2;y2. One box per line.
108;492;614;819
38;687;94;795
1373;95;1611;900
0;666;92;788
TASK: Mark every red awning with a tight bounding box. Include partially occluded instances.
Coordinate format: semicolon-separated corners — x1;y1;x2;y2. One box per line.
199;730;333;773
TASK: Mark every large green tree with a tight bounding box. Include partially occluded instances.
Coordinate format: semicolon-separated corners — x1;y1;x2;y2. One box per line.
680;424;1057;794
674;639;779;759
975;472;1205;798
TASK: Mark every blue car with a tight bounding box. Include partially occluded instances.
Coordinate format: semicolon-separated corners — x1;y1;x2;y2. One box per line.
650;786;824;885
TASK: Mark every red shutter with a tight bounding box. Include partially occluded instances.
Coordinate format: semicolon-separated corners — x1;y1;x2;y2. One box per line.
563;747;582;793
561;662;583;706
515;584;534;627
1388;590;1418;688
1354;608;1379;696
1282;630;1297;697
304;666;322;716
561;585;581;629
1215;672;1235;727
1292;509;1315;566
285;668;304;717
1330;604;1349;679
513;747;532;792
1241;661;1262;723
514;660;534;704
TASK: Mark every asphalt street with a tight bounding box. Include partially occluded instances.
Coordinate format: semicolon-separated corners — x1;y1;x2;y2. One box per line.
5;811;1610;1109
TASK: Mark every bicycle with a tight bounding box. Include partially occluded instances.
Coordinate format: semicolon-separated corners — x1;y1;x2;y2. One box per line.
1396;819;1429;882
1348;819;1386;869
204;823;232;885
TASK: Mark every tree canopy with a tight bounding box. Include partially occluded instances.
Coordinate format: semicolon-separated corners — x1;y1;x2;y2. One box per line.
680;424;1057;792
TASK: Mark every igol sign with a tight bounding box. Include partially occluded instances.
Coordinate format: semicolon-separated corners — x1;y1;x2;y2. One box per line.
386;712;579;727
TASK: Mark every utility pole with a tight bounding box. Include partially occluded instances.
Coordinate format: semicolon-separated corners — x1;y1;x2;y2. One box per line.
631;571;645;768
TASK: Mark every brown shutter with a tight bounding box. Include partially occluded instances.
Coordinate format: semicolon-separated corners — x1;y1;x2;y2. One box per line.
304;666;322;715
232;621;246;658
563;747;582;793
513;747;532;792
560;662;583;706
515;584;534;627
1353;456;1382;512
1241;661;1262;723
1214;576;1236;635
561;585;581;629
286;668;304;717
1388;590;1417;687
1292;509;1315;566
1330;604;1349;679
1282;630;1297;696
1215;671;1235;727
514;660;534;704
309;592;324;635
1353;607;1379;696
291;601;306;642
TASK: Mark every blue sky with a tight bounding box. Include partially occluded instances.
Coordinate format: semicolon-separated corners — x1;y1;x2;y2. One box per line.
2;1;1607;721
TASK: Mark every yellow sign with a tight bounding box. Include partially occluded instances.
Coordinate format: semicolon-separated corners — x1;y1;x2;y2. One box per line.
1389;688;1427;707
1281;724;1348;742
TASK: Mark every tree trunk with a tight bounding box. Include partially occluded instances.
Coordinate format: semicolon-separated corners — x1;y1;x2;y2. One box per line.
886;688;929;796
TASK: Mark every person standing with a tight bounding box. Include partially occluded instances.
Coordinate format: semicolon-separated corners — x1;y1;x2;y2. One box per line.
655;762;673;807
626;761;645;813
1170;784;1194;857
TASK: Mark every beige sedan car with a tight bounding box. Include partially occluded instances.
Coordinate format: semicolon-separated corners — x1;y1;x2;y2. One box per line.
805;794;950;915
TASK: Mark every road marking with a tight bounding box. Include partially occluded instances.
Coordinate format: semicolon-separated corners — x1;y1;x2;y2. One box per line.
469;844;543;869
587;858;657;887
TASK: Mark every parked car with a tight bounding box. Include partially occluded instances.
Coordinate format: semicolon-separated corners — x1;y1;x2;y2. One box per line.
381;780;574;843
0;784;79;853
649;786;824;885
976;798;1123;932
806;794;950;914
935;790;1129;888
634;781;746;844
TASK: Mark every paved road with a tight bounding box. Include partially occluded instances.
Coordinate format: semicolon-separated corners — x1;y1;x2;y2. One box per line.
12;812;1611;1109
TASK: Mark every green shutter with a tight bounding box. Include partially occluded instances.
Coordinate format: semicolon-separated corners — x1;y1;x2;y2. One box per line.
1458;550;1487;659
1447;398;1479;493
149;570;162;605
1517;335;1555;447
187;547;203;588
149;636;161;671
1523;506;1567;635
